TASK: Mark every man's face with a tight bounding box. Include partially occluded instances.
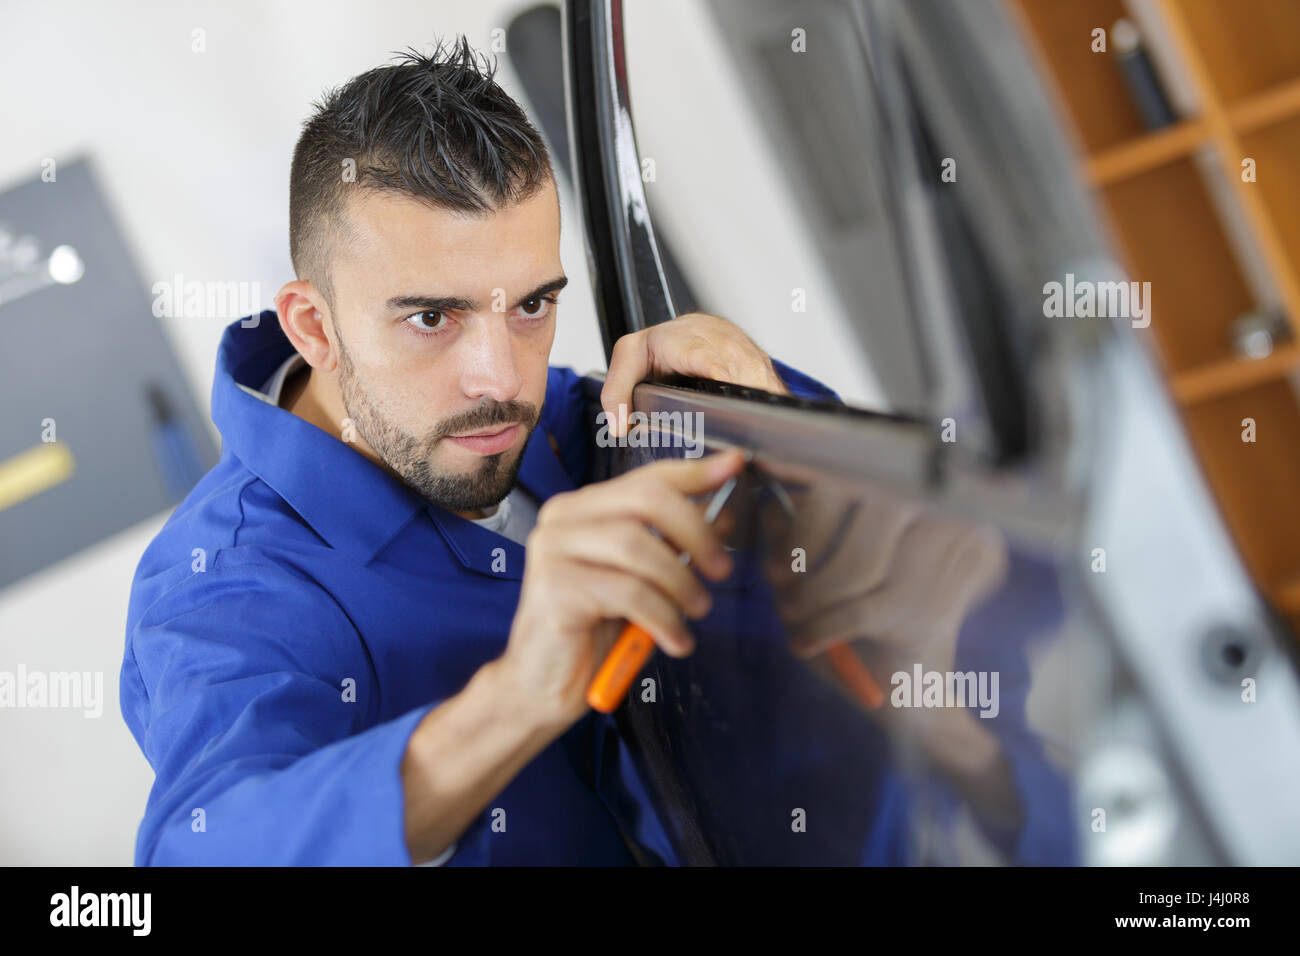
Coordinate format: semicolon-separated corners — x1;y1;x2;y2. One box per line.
325;179;563;515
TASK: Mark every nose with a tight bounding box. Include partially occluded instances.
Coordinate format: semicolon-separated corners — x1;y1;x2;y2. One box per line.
459;313;523;404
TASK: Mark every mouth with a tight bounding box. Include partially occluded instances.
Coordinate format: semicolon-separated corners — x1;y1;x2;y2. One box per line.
444;423;522;456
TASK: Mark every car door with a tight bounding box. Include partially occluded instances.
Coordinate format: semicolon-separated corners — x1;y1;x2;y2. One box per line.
525;0;1300;865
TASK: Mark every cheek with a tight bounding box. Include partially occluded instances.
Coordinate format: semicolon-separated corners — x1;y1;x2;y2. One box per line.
412;373;471;429
530;313;557;355
522;330;555;405
357;362;455;433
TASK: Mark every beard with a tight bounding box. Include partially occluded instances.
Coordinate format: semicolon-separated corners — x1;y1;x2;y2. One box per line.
335;330;539;513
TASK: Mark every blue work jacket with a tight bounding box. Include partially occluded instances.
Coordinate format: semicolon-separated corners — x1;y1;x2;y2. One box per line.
121;311;1076;865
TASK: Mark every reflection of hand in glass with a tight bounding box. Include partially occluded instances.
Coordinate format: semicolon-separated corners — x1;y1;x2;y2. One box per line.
758;473;1022;843
761;477;1008;673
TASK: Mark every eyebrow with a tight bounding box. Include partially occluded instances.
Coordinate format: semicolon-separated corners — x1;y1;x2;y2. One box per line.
384;275;568;315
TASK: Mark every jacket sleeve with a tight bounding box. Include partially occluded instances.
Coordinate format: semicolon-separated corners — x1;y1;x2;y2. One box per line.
899;552;1077;865
771;357;844;404
904;658;1076;866
952;577;1077;865
122;556;442;865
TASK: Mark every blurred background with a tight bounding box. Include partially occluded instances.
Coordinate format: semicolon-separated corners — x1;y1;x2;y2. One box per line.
2;0;1299;865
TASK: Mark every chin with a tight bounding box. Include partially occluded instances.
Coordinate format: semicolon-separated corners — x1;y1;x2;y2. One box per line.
417;426;533;511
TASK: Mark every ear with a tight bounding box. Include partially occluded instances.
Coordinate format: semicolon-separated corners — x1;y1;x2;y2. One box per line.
275;281;337;372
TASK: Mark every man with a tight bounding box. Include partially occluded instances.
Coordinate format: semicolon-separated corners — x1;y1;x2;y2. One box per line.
120;36;808;866
121;37;1070;865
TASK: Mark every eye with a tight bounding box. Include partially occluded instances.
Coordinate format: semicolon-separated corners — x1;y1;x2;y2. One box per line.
515;295;557;320
404;310;449;334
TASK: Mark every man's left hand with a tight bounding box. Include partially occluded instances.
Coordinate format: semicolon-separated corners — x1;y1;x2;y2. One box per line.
601;313;788;437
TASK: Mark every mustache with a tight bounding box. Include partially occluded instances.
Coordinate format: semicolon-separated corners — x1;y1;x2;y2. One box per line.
433;399;540;441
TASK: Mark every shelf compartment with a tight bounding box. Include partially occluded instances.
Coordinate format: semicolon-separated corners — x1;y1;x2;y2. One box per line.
1179;378;1300;589
1100;158;1258;373
1275;569;1300;614
1173;0;1300;106
1239;115;1300;329
1012;0;1162;154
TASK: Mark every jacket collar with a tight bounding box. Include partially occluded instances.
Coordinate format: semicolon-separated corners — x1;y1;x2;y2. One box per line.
211;312;577;569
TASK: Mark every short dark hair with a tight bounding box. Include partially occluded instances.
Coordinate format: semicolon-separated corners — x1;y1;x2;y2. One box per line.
289;35;554;308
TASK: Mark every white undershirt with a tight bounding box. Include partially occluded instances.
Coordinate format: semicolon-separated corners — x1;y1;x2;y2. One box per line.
465;483;539;545
259;352;307;406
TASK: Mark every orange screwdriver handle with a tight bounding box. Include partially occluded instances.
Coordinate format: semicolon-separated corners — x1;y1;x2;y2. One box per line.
826;642;885;710
586;622;657;712
585;463;747;714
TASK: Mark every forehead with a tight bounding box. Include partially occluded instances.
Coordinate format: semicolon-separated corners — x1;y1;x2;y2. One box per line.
333;180;561;298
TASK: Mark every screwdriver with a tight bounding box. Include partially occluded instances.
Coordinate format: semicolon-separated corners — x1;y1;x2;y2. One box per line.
585;464;744;713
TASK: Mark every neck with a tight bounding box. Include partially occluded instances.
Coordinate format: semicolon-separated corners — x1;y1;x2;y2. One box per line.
280;364;330;432
282;364;384;475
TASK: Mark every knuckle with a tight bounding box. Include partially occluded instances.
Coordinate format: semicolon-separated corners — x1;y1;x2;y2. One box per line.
632;475;672;512
642;471;675;502
621;576;655;612
610;331;642;359
523;527;544;552
610;522;643;562
536;495;566;526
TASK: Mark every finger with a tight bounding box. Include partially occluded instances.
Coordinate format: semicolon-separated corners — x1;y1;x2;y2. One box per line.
542;451;746;577
787;607;871;658
581;563;695;656
653;318;781;391
710;503;737;544
546;519;713;620
600;331;650;438
674;337;734;382
590;618;623;666
548;482;729;580
539;448;744;524
647;447;747;491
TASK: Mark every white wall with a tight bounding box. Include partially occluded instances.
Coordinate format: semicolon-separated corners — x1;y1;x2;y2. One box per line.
0;0;876;864
622;0;885;409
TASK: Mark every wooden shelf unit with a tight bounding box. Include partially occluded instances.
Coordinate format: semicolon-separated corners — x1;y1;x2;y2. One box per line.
1009;0;1300;636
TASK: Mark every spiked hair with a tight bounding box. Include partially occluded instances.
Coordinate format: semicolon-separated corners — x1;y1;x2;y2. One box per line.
289;35;553;308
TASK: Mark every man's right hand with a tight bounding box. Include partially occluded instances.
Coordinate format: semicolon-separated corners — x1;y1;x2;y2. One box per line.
498;447;748;729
